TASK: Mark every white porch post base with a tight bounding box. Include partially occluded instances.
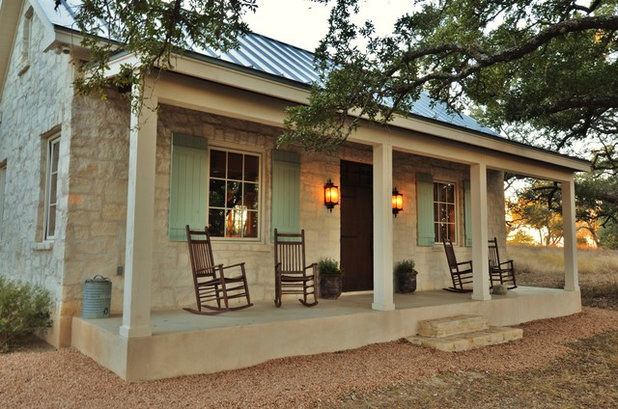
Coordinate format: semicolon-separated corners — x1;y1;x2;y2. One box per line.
470;163;491;301
562;179;579;291
120;80;157;338
372;143;395;311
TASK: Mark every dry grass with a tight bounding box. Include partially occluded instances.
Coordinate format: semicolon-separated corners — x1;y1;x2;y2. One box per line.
508;245;618;310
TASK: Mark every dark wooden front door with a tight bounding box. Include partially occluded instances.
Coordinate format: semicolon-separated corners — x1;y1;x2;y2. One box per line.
340;160;373;292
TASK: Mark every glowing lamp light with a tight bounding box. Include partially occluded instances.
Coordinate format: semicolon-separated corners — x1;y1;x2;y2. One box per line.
324;179;339;212
392;187;403;216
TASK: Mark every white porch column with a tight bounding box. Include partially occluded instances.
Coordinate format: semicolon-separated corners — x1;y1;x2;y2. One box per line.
372;143;395;311
119;79;158;338
470;163;491;300
562;179;579;291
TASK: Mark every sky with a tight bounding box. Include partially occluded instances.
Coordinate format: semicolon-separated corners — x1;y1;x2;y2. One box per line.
244;0;414;51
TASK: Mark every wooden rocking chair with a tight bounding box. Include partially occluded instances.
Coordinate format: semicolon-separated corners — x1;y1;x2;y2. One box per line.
184;225;253;315
442;238;473;292
488;237;517;289
274;229;318;307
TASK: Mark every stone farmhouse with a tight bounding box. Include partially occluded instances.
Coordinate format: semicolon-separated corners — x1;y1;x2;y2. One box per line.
0;0;590;380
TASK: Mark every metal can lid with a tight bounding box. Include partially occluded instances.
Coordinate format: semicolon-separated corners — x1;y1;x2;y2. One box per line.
86;275;110;283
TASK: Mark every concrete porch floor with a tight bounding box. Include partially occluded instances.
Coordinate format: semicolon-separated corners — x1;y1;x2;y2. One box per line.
71;287;581;381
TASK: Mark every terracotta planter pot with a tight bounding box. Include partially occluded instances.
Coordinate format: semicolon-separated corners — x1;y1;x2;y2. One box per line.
320;274;343;299
397;272;417;293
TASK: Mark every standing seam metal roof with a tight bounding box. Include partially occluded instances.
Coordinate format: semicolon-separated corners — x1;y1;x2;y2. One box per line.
42;0;498;135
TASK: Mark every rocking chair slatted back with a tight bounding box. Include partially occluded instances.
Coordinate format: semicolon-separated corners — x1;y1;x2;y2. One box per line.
273;229;318;308
274;232;306;274
187;232;217;278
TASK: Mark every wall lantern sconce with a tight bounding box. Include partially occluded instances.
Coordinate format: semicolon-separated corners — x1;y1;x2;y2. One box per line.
324;179;339;212
392;187;403;216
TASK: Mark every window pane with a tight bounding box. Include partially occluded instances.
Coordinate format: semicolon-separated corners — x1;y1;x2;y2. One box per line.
446;183;454;203
244;183;259;210
245;211;258;237
51;141;59;172
226;181;242;208
49;174;57;204
244;155;259;181
209;179;225;207
433;184;439;201
208;209;225;236
434;224;440;242
447;204;455;223
439;203;448;223
47;204;56;237
440;223;448;242
439;183;447;202
433;203;439;222
210;150;226;178
448;224;456;242
228;153;243;180
225;206;245;238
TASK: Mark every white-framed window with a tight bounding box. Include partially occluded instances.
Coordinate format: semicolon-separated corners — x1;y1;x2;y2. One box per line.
434;181;456;243
21;7;33;63
0;163;6;241
207;148;260;239
44;136;60;240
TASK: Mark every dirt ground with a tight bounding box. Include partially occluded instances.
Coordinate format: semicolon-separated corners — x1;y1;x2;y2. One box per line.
2;307;618;408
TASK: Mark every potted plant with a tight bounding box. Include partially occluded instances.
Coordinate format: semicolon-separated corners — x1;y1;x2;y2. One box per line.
318;258;343;299
395;259;418;293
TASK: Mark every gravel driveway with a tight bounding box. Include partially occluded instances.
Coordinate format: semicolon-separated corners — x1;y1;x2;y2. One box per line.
2;307;618;408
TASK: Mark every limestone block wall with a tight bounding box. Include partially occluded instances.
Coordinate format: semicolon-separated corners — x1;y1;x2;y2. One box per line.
61;91;130;317
0;4;74;346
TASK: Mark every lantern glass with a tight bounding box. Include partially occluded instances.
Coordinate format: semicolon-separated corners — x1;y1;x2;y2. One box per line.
324;179;339;211
392;188;403;215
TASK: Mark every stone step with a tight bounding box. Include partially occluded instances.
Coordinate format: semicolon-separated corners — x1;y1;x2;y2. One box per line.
407;326;523;352
417;315;489;338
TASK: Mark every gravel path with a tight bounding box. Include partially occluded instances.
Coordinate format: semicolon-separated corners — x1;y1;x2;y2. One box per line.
2;307;618;408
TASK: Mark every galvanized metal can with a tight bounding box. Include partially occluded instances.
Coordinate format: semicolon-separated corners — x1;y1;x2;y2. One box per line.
82;275;111;318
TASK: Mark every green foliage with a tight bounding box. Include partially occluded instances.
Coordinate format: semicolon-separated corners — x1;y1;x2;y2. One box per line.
599;220;618;249
283;0;618;176
507;180;564;246
57;0;257;102
507;230;537;246
318;258;343;275
0;277;53;352
394;259;417;276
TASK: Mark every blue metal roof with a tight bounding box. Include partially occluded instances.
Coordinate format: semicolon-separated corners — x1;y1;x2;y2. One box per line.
42;1;498;135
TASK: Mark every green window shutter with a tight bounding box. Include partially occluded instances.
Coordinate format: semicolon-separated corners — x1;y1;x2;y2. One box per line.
416;173;435;246
271;150;300;240
169;134;208;241
464;180;472;247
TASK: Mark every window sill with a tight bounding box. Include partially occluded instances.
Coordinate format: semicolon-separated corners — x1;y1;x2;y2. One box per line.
32;241;54;251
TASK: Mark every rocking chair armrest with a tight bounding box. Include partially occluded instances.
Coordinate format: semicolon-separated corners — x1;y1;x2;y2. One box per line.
304;263;317;271
220;262;245;270
196;264;224;276
500;260;514;268
457;260;473;267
